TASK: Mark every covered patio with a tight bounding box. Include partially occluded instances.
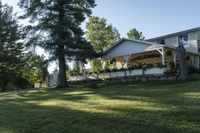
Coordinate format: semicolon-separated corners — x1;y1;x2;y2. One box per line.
101;39;177;70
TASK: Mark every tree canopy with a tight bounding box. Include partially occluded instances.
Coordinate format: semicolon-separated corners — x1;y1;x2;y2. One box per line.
86;16;120;53
0;2;25;90
21;54;48;85
19;0;96;87
127;28;145;40
86;16;120;73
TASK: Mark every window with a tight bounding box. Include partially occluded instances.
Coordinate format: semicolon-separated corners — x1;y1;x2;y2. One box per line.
178;34;188;46
198;40;200;52
157;39;165;44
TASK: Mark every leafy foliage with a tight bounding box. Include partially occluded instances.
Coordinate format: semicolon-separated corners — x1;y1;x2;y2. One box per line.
0;2;25;90
127;28;145;40
21;54;48;84
86;16;120;73
91;59;102;73
86;16;120;53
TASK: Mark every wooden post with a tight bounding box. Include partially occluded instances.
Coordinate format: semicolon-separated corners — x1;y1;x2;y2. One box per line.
162;48;165;65
102;60;106;70
123;55;130;69
173;51;177;67
156;48;165;66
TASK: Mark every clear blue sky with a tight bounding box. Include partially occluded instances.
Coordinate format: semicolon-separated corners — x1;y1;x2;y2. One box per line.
92;0;200;39
2;0;200;39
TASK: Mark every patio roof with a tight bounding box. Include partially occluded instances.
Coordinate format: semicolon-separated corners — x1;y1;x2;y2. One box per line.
103;38;164;55
102;38;200;60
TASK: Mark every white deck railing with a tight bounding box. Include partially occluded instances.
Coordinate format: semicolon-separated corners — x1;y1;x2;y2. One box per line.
69;67;166;81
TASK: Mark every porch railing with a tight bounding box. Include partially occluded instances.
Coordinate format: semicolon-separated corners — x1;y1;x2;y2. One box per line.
68;67;167;81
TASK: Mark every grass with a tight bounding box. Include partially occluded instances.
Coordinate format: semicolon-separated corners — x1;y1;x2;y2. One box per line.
0;78;200;132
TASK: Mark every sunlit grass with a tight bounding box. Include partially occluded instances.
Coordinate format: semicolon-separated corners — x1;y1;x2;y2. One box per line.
183;92;200;99
0;79;200;132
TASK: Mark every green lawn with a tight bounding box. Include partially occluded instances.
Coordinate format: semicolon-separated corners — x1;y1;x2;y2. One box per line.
0;79;200;133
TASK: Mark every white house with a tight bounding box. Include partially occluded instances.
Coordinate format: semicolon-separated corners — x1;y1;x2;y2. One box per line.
47;27;200;84
102;27;200;70
47;69;59;87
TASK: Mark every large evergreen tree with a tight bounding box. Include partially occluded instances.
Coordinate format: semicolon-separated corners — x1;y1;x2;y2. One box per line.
0;2;24;90
19;0;96;87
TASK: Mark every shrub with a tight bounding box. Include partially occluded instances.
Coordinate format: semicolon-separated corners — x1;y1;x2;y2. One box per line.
15;78;33;89
156;63;167;68
166;50;173;56
169;62;175;68
136;63;143;69
112;68;118;72
92;59;102;73
118;68;127;71
128;64;137;70
188;65;200;74
105;68;112;73
89;71;93;75
142;63;154;71
0;78;33;91
164;70;177;75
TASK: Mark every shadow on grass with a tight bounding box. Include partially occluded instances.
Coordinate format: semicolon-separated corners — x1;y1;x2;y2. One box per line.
0;80;200;133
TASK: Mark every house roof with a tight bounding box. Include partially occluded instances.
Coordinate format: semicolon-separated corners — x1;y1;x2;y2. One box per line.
103;38;165;55
147;27;200;42
103;38;200;58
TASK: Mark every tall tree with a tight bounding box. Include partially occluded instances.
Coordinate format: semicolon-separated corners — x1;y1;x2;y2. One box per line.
86;16;120;53
127;28;145;40
86;16;120;73
19;0;96;88
176;45;189;80
0;2;24;90
21;54;48;85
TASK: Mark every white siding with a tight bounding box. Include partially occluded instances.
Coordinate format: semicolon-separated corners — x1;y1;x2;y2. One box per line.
165;31;199;53
103;40;162;59
197;31;200;52
197;31;200;40
165;36;178;47
190;55;200;69
188;31;198;53
48;70;59;86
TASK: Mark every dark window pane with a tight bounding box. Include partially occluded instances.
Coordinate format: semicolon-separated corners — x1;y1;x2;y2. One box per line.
178;34;188;45
157;39;165;44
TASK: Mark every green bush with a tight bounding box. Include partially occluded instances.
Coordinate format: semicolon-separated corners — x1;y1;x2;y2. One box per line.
136;63;143;69
112;68;118;72
0;78;33;91
188;65;200;74
164;70;177;75
156;63;167;68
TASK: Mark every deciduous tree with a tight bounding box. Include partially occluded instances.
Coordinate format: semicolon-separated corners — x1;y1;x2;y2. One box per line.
86;16;120;72
127;28;145;40
86;16;120;53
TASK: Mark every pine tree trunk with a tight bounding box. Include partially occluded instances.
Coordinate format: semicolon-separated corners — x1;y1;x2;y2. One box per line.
57;47;67;88
57;1;67;88
176;45;190;80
